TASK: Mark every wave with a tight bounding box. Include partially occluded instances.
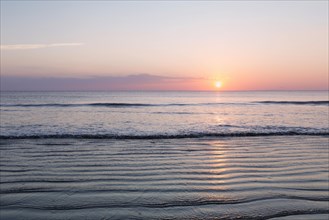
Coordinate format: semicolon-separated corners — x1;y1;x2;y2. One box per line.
256;101;329;105
0;102;245;107
1;100;328;108
1;131;328;139
0;103;197;108
0;103;157;107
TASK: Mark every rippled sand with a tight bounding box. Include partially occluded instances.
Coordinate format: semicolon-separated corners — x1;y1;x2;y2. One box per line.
0;136;328;219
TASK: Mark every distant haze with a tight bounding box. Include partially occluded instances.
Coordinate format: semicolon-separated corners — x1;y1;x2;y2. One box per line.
1;1;328;91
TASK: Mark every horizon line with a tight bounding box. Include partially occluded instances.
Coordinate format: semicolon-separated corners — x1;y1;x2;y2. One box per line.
1;89;328;93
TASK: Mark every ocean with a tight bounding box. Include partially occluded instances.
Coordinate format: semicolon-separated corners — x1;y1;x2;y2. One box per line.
0;91;328;219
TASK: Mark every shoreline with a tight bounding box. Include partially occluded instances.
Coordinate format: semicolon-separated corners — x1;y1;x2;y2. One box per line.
1;133;328;140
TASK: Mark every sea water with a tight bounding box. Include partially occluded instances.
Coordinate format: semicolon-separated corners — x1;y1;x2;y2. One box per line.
0;91;328;219
0;91;328;138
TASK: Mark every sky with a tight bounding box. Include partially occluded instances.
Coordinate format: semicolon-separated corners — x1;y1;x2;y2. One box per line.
1;1;328;91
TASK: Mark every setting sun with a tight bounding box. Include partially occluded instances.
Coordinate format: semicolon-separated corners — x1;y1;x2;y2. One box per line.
215;81;222;89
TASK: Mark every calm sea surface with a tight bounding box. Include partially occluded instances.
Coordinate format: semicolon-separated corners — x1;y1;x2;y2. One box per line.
0;91;328;219
0;91;328;137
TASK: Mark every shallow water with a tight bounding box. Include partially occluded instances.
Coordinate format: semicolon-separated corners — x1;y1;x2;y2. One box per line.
1;136;328;219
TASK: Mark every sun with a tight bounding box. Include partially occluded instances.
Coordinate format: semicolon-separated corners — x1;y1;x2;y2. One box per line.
215;81;222;89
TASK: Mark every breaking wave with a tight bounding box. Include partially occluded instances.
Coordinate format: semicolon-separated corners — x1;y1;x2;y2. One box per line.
256;101;329;105
1;131;328;139
1;100;328;108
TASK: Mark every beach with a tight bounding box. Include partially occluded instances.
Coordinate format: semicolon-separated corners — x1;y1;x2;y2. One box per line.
1;136;328;219
2;1;328;219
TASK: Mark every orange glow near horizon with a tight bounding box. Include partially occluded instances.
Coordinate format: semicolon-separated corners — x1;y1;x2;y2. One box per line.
1;1;328;91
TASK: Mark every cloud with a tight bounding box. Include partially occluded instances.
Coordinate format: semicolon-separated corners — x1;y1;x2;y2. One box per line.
0;74;209;91
0;43;84;50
